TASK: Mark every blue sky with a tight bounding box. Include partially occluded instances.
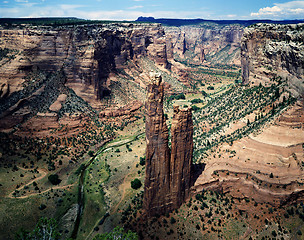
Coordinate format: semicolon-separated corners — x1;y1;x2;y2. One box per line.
0;0;304;20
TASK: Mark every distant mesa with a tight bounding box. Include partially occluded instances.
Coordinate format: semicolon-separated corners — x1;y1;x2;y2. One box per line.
136;16;304;27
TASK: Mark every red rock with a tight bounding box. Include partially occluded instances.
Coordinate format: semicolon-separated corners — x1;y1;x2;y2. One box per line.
144;73;171;216
170;105;193;208
143;73;193;216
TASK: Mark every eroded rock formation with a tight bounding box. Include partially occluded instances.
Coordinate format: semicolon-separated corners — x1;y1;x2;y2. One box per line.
170;105;193;208
241;23;304;96
144;73;193;216
165;25;243;65
144;73;171;215
0;23;168;101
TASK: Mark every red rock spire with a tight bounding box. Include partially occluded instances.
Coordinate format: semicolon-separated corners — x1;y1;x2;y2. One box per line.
144;72;193;216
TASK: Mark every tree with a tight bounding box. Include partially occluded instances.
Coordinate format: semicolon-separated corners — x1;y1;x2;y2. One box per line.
93;226;137;240
31;218;60;240
131;178;142;190
139;157;145;166
170;217;176;224
48;174;61;185
15;218;60;240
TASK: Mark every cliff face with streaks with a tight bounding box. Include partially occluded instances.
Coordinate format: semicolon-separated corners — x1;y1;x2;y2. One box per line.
241;23;304;97
0;23;170;135
144;73;193;216
170;105;193;208
144;73;172;216
165;25;243;65
0;23;168;101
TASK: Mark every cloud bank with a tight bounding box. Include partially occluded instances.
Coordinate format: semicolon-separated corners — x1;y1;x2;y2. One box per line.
251;1;304;19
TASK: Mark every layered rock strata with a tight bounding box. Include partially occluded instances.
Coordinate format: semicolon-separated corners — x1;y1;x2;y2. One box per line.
165;25;243;65
241;23;304;96
144;73;193;216
0;23;168;101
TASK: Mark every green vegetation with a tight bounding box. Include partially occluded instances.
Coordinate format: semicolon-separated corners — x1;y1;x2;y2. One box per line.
139;156;146;166
192;79;296;162
131;179;142;190
191;98;204;104
92;226;138;240
48;174;61;185
15;217;60;240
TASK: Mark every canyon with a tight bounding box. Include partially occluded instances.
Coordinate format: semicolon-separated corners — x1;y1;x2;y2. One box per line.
0;19;303;239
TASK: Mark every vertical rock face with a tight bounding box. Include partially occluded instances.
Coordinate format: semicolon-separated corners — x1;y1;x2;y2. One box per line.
0;23;169;100
170;105;193;208
144;73;193;216
164;25;243;65
241;23;304;96
144;72;171;216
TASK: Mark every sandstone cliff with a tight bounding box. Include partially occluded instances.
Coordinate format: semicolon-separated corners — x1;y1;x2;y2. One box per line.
170;105;193;208
241;23;304;97
0;23;168;101
144;73;193;216
165;25;243;66
144;73;171;216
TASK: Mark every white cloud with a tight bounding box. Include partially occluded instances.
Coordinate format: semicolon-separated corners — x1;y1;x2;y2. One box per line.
128;5;143;9
15;0;28;2
133;0;144;2
251;1;304;19
3;1;9;3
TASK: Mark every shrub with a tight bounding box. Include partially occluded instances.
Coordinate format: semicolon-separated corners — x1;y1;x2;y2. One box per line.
48;174;61;185
139;157;145;166
170;217;176;224
39;204;46;210
88;150;94;157
201;90;208;97
92;226;137;240
192;105;201;112
131;178;142;190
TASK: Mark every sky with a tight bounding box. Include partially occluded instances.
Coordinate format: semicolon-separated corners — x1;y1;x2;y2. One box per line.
0;0;304;20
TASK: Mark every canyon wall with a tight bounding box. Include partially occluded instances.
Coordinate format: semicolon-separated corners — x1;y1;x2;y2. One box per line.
165;25;243;65
0;22;244;108
241;23;304;97
144;73;193;216
0;23;168;101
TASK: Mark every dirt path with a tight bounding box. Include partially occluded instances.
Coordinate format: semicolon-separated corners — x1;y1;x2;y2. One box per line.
8;183;76;199
111;161;138;214
7;167;76;199
7;168;48;198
